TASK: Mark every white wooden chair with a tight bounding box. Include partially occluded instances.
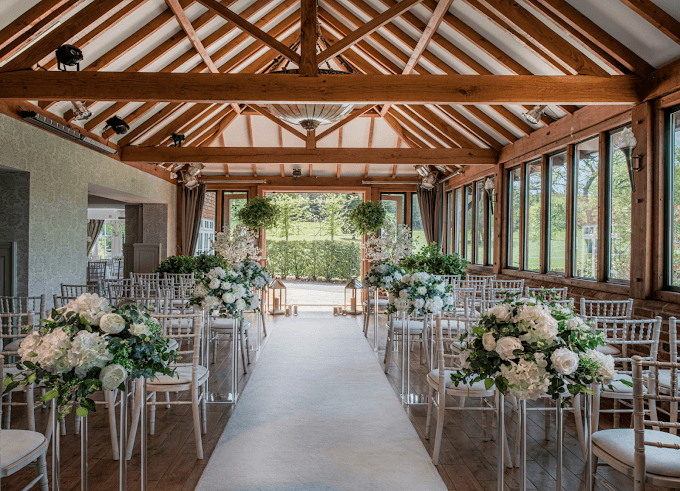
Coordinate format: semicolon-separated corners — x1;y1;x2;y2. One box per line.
525;286;569;300
592;317;662;431
0;296;45;322
433;274;461;287
362;287;389;337
209;313;250;372
580;298;634;357
648;317;678;435
488;279;524;302
589;355;680;490
425;315;508;466
130;272;159;283
0;355;50;491
383;313;430;374
60;284;99;297
126;312;208;460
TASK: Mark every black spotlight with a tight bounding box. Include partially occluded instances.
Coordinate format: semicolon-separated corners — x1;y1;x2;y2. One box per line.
104;116;129;135
292;168;302;179
55;44;83;71
170;133;185;147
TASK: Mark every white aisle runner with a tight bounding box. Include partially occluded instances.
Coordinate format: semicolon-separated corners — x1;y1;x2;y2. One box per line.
196;317;448;491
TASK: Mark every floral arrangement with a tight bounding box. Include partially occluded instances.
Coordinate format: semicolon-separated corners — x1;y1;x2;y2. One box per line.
387;272;455;316
236;196;280;230
348;201;386;235
240;260;272;290
212;224;262;265
3;294;176;419
364;262;407;290
364;223;412;263
191;265;260;319
399;242;468;277
451;297;616;401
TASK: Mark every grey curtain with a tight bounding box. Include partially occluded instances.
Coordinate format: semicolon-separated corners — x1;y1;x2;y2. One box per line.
181;183;206;256
87;219;105;256
416;182;445;248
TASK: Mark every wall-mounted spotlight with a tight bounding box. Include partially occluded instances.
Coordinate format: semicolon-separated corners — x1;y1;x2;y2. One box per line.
187;163;204;177
615;127;641;192
103;116;129;136
55;44;83;71
523;105;547;125
70;101;91;121
292;168;302;179
170;133;185;147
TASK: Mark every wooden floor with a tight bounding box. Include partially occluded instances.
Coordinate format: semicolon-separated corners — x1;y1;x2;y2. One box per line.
3;310;671;491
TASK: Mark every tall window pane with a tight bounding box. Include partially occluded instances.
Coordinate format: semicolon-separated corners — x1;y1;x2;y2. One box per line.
508;168;521;268
222;191;247;231
381;193;406;228
476;180;485;264
668;109;680;286
526;161;542;271
609;128;632;280
411;194;426;251
454;188;462;255
575;138;599;278
548;152;567;273
197;190;217;255
446;191;453;254
465;185;473;261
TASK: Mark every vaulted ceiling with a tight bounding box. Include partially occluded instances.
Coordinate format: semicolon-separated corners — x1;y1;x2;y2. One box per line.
1;0;679;180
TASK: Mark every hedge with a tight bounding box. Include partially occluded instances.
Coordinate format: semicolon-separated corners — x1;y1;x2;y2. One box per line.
266;240;361;281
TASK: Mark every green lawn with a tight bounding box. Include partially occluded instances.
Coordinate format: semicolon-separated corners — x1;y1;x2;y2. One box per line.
267;221;361;243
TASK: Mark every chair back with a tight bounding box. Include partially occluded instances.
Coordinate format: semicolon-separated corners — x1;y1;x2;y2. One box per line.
595;317;662;378
53;295;76;309
87;260;107;281
1;312;35;362
525;286;569;301
120;296;170;316
580;298;633;320
434;275;460;288
131;272;160;283
163;273;195;285
462;277;490;292
108;279;152;305
632;355;680;488
109;259;123;280
545;298;575;309
60;284;99;297
153;312;205;373
489;279;524;302
0;295;46;322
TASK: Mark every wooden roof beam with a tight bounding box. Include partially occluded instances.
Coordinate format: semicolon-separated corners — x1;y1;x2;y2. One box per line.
618;0;680;46
435;105;503;151
249;104;307;141
122;146;499;165
184;106;233;146
299;0;318;77
117;103;185;146
103;102;160;139
316;105;376;142
165;0;219;73
317;0;424;63
203;111;239;147
390;108;444;148
142;104;216;147
194;0;300;63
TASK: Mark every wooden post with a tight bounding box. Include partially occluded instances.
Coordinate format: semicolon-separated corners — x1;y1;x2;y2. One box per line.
519;163;527;271
299;0;318;78
540;154;549;274
629;102;654;299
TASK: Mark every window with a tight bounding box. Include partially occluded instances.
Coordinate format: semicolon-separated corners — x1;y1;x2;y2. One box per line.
608;127;632;281
487;192;494;266
222;191;247;231
548;152;567;273
196;190;217;256
507;167;521;268
411;194;426;251
476;180;485;264
454;188;462;255
446;191;453;253
525;161;541;271
464;185;473;261
92;219;125;260
666;106;680;287
575;138;599;278
381;193;406;228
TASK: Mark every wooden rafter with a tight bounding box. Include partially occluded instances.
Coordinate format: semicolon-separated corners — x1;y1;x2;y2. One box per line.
617;0;680;46
144;104;216;147
318;0;424;63
203;110;239;146
121;146;499;165
391;108;444;148
185;106;232;145
300;0;318;77
194;0;300;63
435;105;503;151
103;102;159;139
165;0;218;73
249;105;307;141
364;117;375;178
117;103;184;146
316;105;375;142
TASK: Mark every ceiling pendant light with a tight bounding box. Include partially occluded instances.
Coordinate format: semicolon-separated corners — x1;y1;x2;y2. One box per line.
264;28;355;132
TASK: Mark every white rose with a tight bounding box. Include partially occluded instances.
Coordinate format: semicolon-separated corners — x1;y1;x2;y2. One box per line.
495;336;523;360
399;289;408;299
417;286;427;295
488;304;512;322
214;267;226;278
482;332;497;351
235;298;247;311
222;292;235;304
100;364;128;390
208;278;221;290
413;298;425;310
551;348;579;375
567;318;580;329
99;313;126;334
130;323;150;336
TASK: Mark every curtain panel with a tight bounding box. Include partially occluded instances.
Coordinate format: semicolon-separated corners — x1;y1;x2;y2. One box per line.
416;182;444;248
86;219;105;256
180;184;206;256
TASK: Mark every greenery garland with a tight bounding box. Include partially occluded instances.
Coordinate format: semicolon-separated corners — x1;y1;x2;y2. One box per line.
348;201;386;235
155;253;229;276
236;196;280;230
399;242;468;277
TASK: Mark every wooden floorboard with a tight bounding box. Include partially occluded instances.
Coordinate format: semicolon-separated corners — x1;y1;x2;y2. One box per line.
3;311;671;491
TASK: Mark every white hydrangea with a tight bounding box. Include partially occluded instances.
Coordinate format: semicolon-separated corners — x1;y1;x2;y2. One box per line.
580;349;616;382
500;357;551;400
17;332;41;364
193;283;208;298
34;327;72;374
515;304;559;344
69;331;114;377
64;293;112;326
212;225;261;264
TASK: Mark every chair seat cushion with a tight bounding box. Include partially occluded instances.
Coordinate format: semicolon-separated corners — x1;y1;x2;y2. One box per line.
390;320;424;333
167;338;179;352
1;430;46;469
427;369;492;393
210;318;250;331
649;370;679;390
363;298;389;307
593;429;680;478
3;340;21;352
148;365;208;386
602;374;634;394
597;344;621;356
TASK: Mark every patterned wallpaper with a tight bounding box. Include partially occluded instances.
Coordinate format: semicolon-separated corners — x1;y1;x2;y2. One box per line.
0;170;30;295
0;114;176;306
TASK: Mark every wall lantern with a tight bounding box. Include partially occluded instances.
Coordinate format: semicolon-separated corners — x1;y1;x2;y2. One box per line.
485;176;495;213
344;276;363;315
269;277;287;315
615;127;642;192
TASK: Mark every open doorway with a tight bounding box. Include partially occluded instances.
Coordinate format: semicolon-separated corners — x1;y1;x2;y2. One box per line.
264;192;363;311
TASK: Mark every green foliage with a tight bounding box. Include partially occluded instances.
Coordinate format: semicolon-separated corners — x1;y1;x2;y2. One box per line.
266;240;360;281
399;242;468;277
155;253;228;275
236;196;280;230
319;194;360;240
348;201;386;235
271;193;311;241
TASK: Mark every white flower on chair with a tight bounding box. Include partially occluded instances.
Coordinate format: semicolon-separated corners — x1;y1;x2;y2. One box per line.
100;364;128;391
99;313;126;334
551;348;579;375
495;336;523;360
482;332;497;351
